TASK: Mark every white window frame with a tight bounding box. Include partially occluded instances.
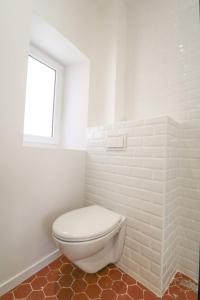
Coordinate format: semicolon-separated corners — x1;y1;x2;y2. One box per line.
24;45;63;146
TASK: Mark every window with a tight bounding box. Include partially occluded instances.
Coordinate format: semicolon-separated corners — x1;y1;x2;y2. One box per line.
24;46;63;145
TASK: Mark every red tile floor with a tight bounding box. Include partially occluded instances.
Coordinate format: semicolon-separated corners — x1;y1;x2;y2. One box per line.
0;256;197;300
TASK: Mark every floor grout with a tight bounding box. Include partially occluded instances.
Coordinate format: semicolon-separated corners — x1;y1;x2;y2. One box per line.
0;256;197;300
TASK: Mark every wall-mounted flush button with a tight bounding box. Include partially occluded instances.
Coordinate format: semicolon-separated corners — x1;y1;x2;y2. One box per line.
106;135;126;151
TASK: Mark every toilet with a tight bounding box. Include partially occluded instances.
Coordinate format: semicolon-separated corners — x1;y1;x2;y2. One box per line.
52;205;126;273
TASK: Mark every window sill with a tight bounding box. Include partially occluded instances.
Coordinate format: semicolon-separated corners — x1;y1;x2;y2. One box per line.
23;134;60;149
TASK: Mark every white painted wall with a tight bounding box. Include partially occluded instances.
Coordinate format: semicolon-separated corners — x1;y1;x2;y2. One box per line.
0;0;127;291
29;14;90;150
0;0;99;294
33;0;111;127
62;63;90;149
125;0;183;121
97;0;127;124
114;0;127;122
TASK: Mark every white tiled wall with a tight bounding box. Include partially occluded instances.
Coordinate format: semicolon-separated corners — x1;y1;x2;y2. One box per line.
85;115;199;296
179;115;200;281
177;0;200;283
162;118;180;293
86;116;171;296
124;0;200;288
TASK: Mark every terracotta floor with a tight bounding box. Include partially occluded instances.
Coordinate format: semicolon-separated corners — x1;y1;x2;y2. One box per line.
0;256;197;300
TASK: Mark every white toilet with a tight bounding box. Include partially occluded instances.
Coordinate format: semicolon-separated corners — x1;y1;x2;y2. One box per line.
52;205;126;273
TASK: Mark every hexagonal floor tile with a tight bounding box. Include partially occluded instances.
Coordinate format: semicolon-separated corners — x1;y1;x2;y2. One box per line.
27;291;45;300
161;295;174;300
97;267;109;276
112;280;127;294
0;256;197;300
49;259;62;270
109;269;122;281
31;277;47;290
46;270;60;282
84;273;99;284
186;291;197;300
101;289;117;300
36;267;50;277
0;293;14;300
60;256;69;263
122;273;136;285
60;264;73;275
72;279;87;293
73;293;89;300
59;274;73;287
144;290;160;300
43;282;60;296
72;268;85;280
117;295;132;300
98;276;112;289
85;284;101;298
57;288;73;300
127;285;143;299
14;284;32;298
22;275;36;284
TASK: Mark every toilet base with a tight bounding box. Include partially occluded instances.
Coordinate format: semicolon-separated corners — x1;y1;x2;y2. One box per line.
74;237;116;273
60;221;126;273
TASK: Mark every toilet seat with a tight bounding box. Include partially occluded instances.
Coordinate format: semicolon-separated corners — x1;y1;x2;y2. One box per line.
52;205;122;242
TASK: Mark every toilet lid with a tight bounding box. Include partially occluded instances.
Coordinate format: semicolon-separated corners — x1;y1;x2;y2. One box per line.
52;205;122;242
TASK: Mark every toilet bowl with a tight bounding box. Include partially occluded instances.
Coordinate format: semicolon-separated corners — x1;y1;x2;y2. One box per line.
52;205;126;273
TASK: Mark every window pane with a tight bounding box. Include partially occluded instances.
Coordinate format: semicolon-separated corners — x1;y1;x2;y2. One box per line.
24;56;56;138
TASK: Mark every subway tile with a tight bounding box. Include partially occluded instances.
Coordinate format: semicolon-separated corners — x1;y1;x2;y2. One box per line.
86;115;199;294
